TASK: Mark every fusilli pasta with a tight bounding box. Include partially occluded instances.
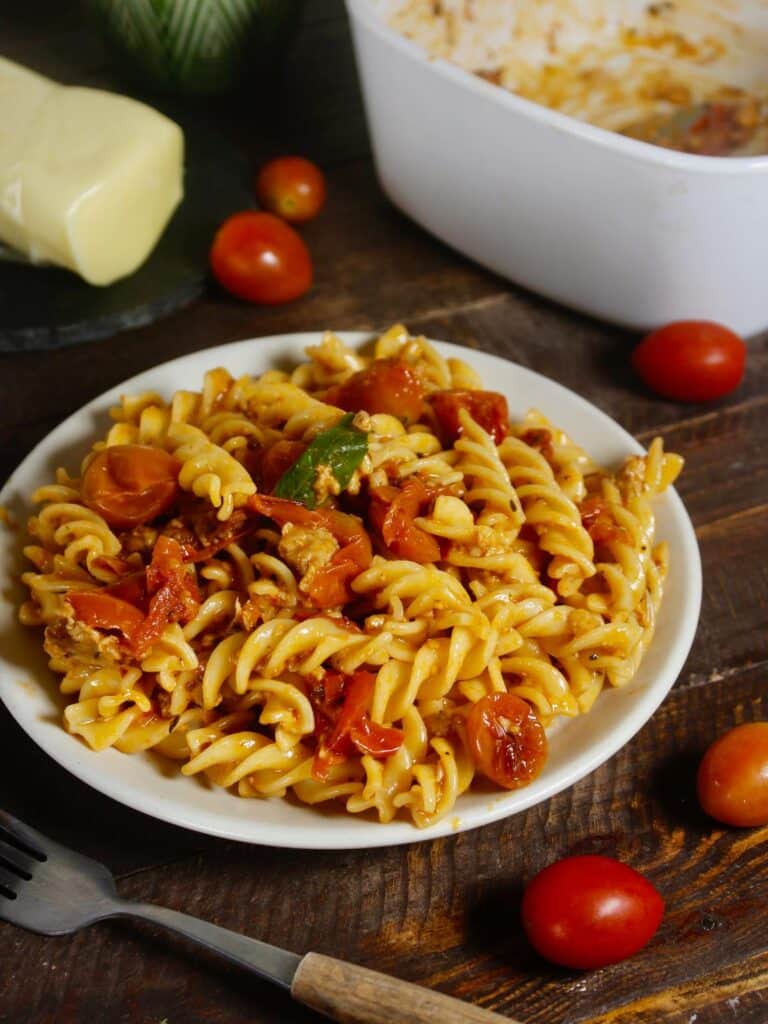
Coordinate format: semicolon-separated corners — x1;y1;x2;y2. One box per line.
20;326;682;828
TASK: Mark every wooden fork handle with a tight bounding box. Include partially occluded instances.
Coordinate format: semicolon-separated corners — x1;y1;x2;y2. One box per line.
292;952;519;1024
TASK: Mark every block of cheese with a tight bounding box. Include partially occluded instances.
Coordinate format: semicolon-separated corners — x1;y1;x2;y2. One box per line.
0;58;184;286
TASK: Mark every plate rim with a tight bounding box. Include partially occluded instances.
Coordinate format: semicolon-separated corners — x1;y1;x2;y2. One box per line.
0;330;702;849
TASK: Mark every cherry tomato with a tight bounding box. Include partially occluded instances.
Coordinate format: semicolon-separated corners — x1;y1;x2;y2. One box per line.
249;494;372;608
250;439;307;494
429;389;510;445
209;211;312;305
325;359;425;423
131;536;200;657
697;722;768;827
255;156;326;224
81;445;180;528
632;320;746;402
522;855;665;970
310;670;403;780
368;479;441;563
67;591;145;643
466;692;547;789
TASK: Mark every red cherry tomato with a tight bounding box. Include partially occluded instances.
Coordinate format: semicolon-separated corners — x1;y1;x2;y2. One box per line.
522;855;665;970
250;439;307;494
256;156;326;224
325;359;425;423
131;536;200;657
209;211;312;305
632;320;746;402
429;389;510;445
466;692;547;789
697;722;768;827
81;445;180;528
310;671;403;780
67;591;145;643
368;479;441;563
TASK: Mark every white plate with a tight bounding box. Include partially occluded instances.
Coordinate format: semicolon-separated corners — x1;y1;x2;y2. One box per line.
0;333;701;849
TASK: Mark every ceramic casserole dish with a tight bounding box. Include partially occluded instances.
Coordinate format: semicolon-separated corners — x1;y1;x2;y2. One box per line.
346;0;768;335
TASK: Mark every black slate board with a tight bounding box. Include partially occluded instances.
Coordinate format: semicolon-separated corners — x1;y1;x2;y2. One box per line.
0;110;252;353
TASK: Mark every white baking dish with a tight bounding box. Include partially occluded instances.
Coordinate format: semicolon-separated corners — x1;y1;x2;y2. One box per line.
346;0;768;335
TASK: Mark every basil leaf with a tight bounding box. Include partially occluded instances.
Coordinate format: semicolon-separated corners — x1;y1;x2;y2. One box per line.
273;413;368;509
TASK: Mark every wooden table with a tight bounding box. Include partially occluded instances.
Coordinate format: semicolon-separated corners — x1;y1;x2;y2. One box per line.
2;4;767;1022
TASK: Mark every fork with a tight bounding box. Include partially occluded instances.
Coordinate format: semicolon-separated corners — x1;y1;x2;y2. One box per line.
0;810;519;1024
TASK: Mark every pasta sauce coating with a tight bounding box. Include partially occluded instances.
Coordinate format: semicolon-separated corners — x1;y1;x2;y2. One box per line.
19;326;682;827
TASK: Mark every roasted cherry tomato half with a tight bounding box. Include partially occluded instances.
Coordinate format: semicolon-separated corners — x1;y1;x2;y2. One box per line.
429;389;510;445
697;722;768;827
521;855;665;970
67;591;145;643
325;358;425;423
466;692;547;789
81;445;180;528
369;478;441;563
209;211;312;305
256;156;326;224
632;320;746;402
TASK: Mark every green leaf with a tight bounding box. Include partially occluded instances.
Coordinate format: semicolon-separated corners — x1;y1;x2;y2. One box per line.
273;413;368;509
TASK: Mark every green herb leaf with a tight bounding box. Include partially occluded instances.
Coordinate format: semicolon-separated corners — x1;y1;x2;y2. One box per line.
273;413;368;509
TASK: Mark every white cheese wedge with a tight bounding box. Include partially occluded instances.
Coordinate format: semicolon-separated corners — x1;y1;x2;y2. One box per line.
0;58;184;286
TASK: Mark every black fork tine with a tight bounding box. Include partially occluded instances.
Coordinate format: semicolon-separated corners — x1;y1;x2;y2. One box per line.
0;862;23;898
0;838;34;879
0;811;48;862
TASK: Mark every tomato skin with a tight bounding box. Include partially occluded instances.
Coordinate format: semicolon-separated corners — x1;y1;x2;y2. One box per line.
632;321;746;402
697;722;768;827
580;497;630;546
256;156;326;224
369;479;441;563
466;692;547;789
251;440;307;494
522;855;664;970
325;359;425;423
67;591;145;642
131;536;200;657
81;445;179;528
209;211;312;305
249;494;372;608
310;670;403;780
429;389;510;445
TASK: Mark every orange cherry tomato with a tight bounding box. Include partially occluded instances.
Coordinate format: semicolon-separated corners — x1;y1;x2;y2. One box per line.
209;211;312;305
249;494;372;608
697;722;768;827
466;692;547;789
255;156;326;224
632;320;746;402
522;855;664;969
429;389;510;445
325;359;425;423
67;591;145;643
368;478;441;563
81;445;180;528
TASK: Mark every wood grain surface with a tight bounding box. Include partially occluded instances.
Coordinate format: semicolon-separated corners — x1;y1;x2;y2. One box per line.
1;3;767;1024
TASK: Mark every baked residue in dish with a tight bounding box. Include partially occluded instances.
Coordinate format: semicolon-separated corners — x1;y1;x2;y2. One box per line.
386;0;768;154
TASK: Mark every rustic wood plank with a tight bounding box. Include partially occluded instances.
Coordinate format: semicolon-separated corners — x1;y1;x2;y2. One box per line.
584;949;768;1024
